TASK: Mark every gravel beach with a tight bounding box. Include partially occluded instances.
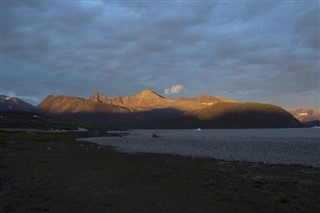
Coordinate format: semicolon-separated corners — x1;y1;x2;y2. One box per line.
78;128;320;167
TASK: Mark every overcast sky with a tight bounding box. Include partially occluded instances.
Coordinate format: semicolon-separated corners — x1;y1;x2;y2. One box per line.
1;0;319;110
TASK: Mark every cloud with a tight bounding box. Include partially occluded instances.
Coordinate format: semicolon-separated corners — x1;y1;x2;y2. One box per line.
164;84;184;94
1;1;319;109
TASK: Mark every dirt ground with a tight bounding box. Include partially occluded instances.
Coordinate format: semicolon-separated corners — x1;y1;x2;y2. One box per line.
0;131;319;212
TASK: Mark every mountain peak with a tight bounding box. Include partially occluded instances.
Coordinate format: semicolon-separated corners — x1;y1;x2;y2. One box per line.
0;95;35;111
134;89;164;99
0;95;10;102
196;94;211;98
191;94;220;102
137;89;155;94
89;92;105;103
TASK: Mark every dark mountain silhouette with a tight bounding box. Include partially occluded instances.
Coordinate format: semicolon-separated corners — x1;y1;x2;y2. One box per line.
164;102;303;129
303;120;320;128
0;110;79;130
0;95;35;111
36;90;303;128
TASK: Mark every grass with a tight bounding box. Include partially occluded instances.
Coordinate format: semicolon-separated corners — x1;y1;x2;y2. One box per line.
0;110;116;130
0;110;78;130
0;131;319;212
252;180;265;188
278;197;290;204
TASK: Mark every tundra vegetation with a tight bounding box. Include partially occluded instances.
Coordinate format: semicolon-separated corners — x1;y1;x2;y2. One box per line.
0;131;319;212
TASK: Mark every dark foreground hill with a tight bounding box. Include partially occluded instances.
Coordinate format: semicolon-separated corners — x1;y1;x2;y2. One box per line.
159;102;303;129
0;110;78;130
303;120;320;128
36;90;303;129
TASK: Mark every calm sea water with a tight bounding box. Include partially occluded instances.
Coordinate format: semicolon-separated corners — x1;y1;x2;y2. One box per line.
85;128;320;167
130;128;320;139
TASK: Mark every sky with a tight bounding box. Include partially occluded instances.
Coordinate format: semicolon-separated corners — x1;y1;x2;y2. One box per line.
1;0;319;110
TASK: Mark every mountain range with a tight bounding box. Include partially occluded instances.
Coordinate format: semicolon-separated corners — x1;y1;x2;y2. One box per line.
289;109;320;122
0;95;35;111
35;90;240;126
0;90;306;128
87;90;237;112
289;108;320;127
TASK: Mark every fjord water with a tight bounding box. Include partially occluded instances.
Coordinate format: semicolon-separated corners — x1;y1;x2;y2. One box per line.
131;128;320;139
82;128;320;167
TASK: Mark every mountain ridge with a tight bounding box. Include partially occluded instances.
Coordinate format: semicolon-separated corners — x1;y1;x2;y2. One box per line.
34;90;303;128
289;108;320;122
37;95;131;114
0;91;307;128
0;95;35;111
87;90;237;112
289;108;320;127
170;102;303;128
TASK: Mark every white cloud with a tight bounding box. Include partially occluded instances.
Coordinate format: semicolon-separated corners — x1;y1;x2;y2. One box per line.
164;84;184;94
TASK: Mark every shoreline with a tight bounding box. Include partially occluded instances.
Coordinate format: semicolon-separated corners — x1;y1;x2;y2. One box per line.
79;129;320;168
